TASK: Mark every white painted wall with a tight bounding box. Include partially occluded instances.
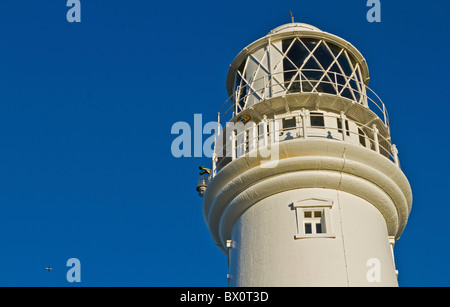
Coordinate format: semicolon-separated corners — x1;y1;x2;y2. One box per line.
228;188;398;287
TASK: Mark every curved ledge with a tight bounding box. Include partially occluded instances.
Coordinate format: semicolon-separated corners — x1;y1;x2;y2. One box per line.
202;139;412;251
217;171;398;253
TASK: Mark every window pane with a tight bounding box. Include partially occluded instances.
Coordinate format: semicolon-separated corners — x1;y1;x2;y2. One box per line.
313;42;335;71
310;112;325;127
337;52;353;77
326;41;342;57
341;87;354;100
301;38;320;52
316;223;323;234
336;74;346;92
304;211;312;218
314;211;322;218
316;73;337;95
302;70;323;93
283;117;297;130
337;119;350;136
329;63;341;74
305;223;312;234
303;57;322;70
283;39;309;69
283;39;309;94
359;128;366;147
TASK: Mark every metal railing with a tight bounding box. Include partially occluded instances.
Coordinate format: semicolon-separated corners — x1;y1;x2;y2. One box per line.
219;69;389;129
210;112;399;177
205;70;397;178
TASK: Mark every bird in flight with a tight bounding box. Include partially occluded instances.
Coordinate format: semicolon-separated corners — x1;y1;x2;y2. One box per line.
45;266;52;272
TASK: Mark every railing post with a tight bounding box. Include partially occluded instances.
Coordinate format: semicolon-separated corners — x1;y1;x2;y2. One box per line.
235;87;239;114
391;144;400;168
301;109;308;139
270;119;279;145
372;124;380;154
249;121;258;154
262;75;267;100
212;153;217;178
334;72;338;93
236;129;245;158
213;112;220;158
260;115;268;148
231;130;237;160
340;112;347;141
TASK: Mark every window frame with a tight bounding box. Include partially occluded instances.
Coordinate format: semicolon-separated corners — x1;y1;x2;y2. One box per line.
337;118;350;137
303;209;326;234
293;198;335;240
310;112;325;128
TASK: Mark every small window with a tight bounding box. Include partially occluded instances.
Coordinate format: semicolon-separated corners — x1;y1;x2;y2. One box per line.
316;223;323;234
310;112;325;127
303;209;326;235
305;223;312;234
283;117;297;131
337;118;350;136
293;198;335;240
358;128;366;147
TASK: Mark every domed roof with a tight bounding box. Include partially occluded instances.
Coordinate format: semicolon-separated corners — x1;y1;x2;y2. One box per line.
268;23;322;35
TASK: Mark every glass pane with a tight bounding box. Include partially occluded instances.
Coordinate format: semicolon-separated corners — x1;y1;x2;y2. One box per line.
326;41;342;57
314;211;322;218
284;58;297;74
341;87;354;100
337;53;353;77
304;211;312;218
349;79;361;102
316;73;337;95
329;63;341;75
348;53;358;71
310;113;324;127
288;80;302;93
283;117;297;130
303;57;322;71
282;39;303;94
337;119;350;136
282;38;294;51
301;80;313;92
305;223;312;234
302;70;323;92
336;74;346;91
283;39;309;68
316;223;323;234
359;128;366;147
313;43;335;71
301;38;320;52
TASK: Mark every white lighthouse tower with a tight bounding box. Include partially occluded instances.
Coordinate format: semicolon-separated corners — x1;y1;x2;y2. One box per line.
198;22;412;287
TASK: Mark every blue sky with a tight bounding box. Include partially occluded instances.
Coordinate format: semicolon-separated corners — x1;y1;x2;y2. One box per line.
0;0;448;286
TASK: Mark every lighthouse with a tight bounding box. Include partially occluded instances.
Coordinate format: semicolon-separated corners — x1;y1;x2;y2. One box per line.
198;22;412;287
